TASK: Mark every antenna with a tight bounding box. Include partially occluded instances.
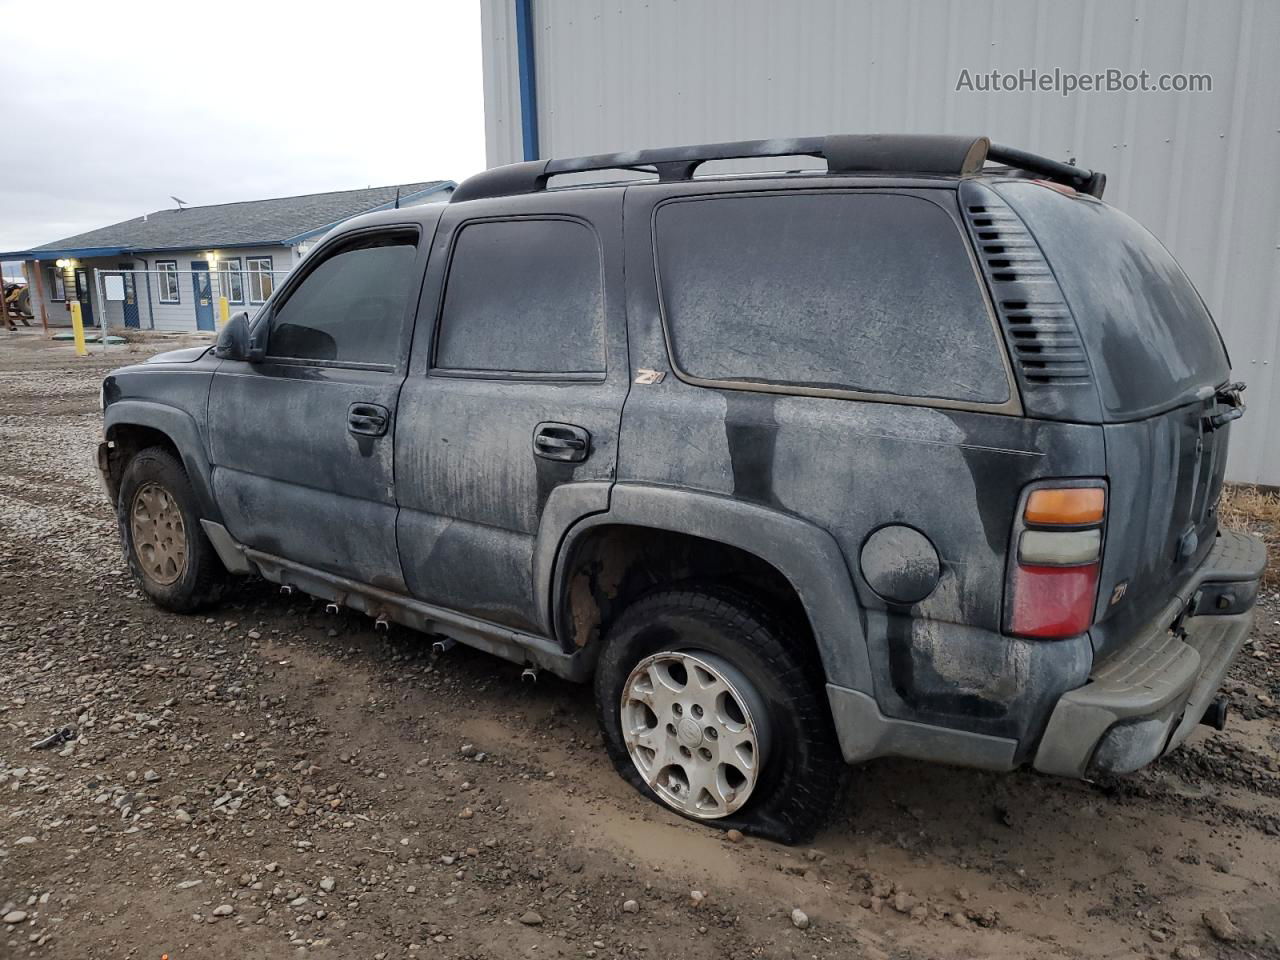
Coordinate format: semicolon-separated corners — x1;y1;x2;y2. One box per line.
170;196;188;211
394;187;401;210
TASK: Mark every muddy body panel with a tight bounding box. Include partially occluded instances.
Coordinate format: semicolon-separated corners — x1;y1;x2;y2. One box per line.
99;154;1264;784
394;188;630;634
620;178;1109;751
100;350;223;520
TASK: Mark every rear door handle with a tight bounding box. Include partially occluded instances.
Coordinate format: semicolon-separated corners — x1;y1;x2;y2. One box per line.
533;422;590;462
348;402;390;437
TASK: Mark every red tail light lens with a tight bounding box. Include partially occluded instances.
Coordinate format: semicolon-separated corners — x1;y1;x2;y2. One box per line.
1006;483;1106;639
1009;563;1101;638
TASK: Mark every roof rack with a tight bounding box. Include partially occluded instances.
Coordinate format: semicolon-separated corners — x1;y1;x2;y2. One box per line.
450;134;1107;203
985;143;1106;198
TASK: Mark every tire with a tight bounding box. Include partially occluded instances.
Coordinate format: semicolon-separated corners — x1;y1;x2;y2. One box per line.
595;585;845;844
117;446;229;613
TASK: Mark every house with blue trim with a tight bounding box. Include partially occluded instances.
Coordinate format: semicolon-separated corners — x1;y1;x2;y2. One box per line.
0;180;454;332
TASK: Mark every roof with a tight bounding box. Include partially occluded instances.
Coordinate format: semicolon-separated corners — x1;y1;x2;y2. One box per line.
0;181;454;261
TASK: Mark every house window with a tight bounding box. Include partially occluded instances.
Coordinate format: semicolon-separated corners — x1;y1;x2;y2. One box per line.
218;257;244;304
157;260;180;303
46;266;66;301
247;256;274;304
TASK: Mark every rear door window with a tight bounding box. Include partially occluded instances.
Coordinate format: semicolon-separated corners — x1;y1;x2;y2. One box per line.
994;181;1229;418
654;192;1009;404
435;218;605;375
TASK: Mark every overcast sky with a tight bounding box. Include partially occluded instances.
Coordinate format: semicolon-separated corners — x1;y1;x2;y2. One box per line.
0;0;485;260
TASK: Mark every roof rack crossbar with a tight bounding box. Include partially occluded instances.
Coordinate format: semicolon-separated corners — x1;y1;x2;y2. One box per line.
545;136;827;177
449;134;1106;203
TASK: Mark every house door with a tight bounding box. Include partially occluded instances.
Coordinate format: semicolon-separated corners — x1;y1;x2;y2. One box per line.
73;268;95;326
190;260;215;331
118;265;140;328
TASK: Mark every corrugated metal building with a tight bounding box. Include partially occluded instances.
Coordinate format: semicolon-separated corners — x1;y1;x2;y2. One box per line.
480;0;1280;485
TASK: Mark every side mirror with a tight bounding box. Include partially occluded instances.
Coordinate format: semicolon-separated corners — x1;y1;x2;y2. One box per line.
214;312;260;361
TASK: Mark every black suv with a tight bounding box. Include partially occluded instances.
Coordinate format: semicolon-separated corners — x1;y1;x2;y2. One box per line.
99;135;1266;842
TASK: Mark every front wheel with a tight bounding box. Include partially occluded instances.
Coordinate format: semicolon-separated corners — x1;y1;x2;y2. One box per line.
595;586;845;843
117;446;229;612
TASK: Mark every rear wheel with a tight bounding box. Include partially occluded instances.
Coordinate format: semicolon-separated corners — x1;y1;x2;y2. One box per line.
595;586;845;843
118;447;229;612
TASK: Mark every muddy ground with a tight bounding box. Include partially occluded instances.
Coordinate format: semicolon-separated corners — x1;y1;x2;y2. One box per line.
2;330;1279;960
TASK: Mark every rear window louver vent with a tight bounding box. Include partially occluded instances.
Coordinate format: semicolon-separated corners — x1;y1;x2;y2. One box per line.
962;192;1092;388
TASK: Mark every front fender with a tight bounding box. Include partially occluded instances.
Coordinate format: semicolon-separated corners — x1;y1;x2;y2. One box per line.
547;482;872;693
104;400;221;523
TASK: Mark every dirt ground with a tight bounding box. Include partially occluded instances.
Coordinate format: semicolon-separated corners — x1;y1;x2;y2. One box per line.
2;329;1279;960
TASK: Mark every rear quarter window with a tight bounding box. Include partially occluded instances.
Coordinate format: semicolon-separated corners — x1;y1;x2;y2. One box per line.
994;181;1229;418
653;191;1010;405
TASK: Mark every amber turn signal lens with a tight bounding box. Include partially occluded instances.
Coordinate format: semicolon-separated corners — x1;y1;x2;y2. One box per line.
1024;487;1105;526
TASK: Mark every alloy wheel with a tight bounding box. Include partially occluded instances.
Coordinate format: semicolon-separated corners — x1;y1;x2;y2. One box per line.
130;481;188;585
620;650;771;819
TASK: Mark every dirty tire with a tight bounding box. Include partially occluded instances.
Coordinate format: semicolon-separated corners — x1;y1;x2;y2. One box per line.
595;586;845;844
117;446;229;613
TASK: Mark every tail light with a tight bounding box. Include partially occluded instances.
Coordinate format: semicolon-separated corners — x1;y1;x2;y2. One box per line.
1007;485;1106;638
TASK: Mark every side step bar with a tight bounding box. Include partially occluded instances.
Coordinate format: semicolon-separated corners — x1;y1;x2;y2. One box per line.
200;521;594;682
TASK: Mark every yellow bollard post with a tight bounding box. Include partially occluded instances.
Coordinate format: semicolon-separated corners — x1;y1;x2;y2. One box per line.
69;300;88;357
217;296;230;329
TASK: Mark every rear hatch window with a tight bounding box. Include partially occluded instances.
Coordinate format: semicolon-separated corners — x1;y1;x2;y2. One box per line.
993;181;1230;420
654;191;1011;405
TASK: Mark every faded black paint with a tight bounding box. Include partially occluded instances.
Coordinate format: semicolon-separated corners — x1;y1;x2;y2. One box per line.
143;345;211;365
953;412;1025;556
99;169;1258;779
724;391;779;506
393;186;629;634
208;359;405;586
860;525;940;604
1090;399;1229;659
619;177;1113;740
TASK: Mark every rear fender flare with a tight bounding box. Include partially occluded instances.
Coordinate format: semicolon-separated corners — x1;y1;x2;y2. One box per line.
547;483;872;693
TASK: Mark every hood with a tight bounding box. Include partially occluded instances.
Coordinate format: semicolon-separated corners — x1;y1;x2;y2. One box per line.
144;345;211;364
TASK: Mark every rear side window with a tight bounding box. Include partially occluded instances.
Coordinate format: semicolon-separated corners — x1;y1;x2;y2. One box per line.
268;232;418;366
995;181;1229;418
435;218;605;374
654;192;1009;404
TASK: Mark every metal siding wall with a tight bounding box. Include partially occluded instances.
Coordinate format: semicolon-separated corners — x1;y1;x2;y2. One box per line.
481;0;524;168
483;0;1280;485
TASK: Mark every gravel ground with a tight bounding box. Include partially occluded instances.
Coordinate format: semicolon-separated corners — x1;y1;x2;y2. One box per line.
2;329;1279;960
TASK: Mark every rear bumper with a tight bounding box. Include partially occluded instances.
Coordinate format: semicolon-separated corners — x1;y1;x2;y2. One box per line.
1033;529;1266;778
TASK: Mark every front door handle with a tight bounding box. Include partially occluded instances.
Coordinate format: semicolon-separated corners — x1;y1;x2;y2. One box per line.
533;422;590;463
348;402;390;437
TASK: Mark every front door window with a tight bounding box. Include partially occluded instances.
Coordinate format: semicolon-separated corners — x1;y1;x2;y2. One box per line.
266;233;418;366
